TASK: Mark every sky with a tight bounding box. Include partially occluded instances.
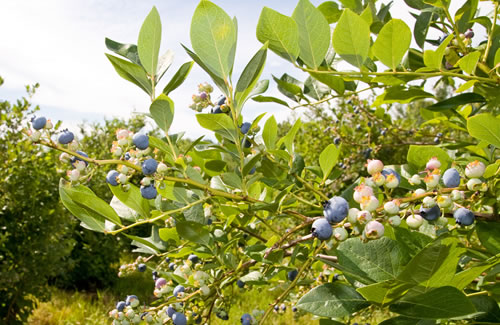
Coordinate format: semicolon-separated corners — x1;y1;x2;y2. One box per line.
0;0;490;139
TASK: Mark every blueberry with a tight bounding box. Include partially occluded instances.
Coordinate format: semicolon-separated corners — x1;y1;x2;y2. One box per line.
32;116;47;130
155;277;167;289
124;152;131;160
454;207;475;226
437;132;443;137
133;134;149;150
216;310;229;320
173;285;185;297
242;138;251;148
381;129;387;136
70;151;89;167
237;279;245;288
172;312;187;325
333;137;341;145
58;130;74;144
241;313;252;325
217;96;226;106
249;167;256;175
106;170;120;186
207;218;213;225
137;263;146;272
212;106;223;114
420;205;440;221
443;168;460;188
152;270;158;279
240;122;251;134
323;196;349;224
438;34;449;44
434;137;440;144
311;218;333;240
140;184;157;199
274;305;279;311
142;158;158;175
188;254;199;264
292;306;298;312
125;295;138;306
281;304;286;311
166;306;176;317
362;148;372;159
381;168;401;183
165;257;170;263
464;29;474;38
367;122;372;127
116;301;126;312
287;269;298;281
169;262;176;271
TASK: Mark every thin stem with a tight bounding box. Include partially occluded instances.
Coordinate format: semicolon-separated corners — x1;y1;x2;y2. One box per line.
483;2;498;63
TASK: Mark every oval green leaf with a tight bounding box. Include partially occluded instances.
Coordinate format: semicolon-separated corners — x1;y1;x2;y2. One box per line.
373;19;412;70
332;9;370;69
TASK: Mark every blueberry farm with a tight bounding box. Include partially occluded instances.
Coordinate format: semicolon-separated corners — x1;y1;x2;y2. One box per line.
12;0;500;324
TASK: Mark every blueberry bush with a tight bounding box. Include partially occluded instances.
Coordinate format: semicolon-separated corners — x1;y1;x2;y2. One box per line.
28;0;500;324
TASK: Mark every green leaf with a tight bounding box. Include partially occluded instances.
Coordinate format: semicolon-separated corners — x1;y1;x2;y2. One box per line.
332;9;370;69
278;118;302;155
263;116;278;150
456;51;481;75
414;12;433;49
389;286;475;319
176;221;211;246
357;279;415;305
423;0;449;9
108;183;150;219
251;95;289;108
137;6;161;76
380;316;436;325
105;54;152;95
105;38;140;65
450;255;500;289
391;227;432;257
158;181;190;204
423;34;453;69
159;227;180;244
372;19;411;70
296;282;369;318
407;145;452;170
455;0;478;33
182;45;229;96
317;1;342;24
304;76;330;100
162;61;194;95
235;43;268;112
126;226;167;253
273;74;303;101
467;113;500;148
196;113;237;143
256;7;300;62
319;144;340;182
248;79;269;98
150;94;174;133
337;237;411;283
310;72;345;95
374;86;434;105
292;0;331;69
476;221;500;255
190;0;236;79
426;93;485;112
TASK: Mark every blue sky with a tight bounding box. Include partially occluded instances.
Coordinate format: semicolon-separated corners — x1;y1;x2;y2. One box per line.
0;0;490;139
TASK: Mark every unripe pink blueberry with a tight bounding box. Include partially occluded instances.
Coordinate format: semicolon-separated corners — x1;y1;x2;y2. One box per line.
116;129;130;140
356;210;372;224
364;220;384;239
155;277;167;289
67;169;80;181
424;173;440;188
366;159;384;175
426;157;441;170
353;184;374;203
384;200;399;215
465;160;485;178
407;214;424;229
384;173;399;188
371;172;385;186
360;196;379;212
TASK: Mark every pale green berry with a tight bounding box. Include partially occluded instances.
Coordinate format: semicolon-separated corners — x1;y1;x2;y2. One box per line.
467;178;482;191
436;216;448;227
422;196;436;208
201;285;210;296
356;210;372;225
333;227;349;241
118;173;127;184
384;200;399;215
437;195;452;208
407;214;424;229
348;208;360;224
409;174;421;185
388;215;401;227
414;189;426;196
126;309;135;318
214;229;224;238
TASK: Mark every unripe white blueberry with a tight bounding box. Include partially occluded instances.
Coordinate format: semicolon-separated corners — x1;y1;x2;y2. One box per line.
364;220;385;239
407;214;424;229
157;162;168;173
388;215;401;227
74;160;86;171
333;227;349;241
117;129;129;140
409;174;421;185
113;147;123;157
424;174;440;189
422;196;436;208
351;225;362;236
204;205;212;217
59;152;70;163
366;159;384;175
364;178;377;188
68;169;80;181
384;200;399;215
30;130;41;142
353;184;374;203
68;140;79;151
371;172;385;186
141;177;152;186
437;216;448;227
109;309;118;318
132;315;141;324
122;318;130;325
117;311;125;320
113;320;121;325
437;195;452;208
126;309;135;318
118;138;128;146
426;157;441;170
467;178;482;191
145;314;154;323
414;188;426;196
356;210;372;224
465;160;485;178
122;184;131;192
451;189;464;201
360;196;379;212
45;119;53;129
384;173;399;189
118;173;127;184
348;208;360;224
214;229;224;238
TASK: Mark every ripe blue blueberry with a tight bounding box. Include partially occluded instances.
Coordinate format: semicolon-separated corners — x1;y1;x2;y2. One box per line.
287;269;298;281
141;184;157;200
173;285;185;297
58;130;74;144
116;301;126;312
274;305;279;311
217;96;226;106
323;196;349;224
419;205;440;221
334;137;341;145
292;307;298;312
241;313;252;325
212;106;223;114
125;295;138;306
311;218;332;240
133;134;149;150
142;158;158;175
188;254;199;264
237;279;245;288
124;152;131;160
454;207;475;226
106;170;120;186
172;312;187;325
166;306;176;317
32;116;47;130
70;151;89;167
137;263;146;272
240;122;251;134
169;262;176;271
242;138;251;148
443;168;460;188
